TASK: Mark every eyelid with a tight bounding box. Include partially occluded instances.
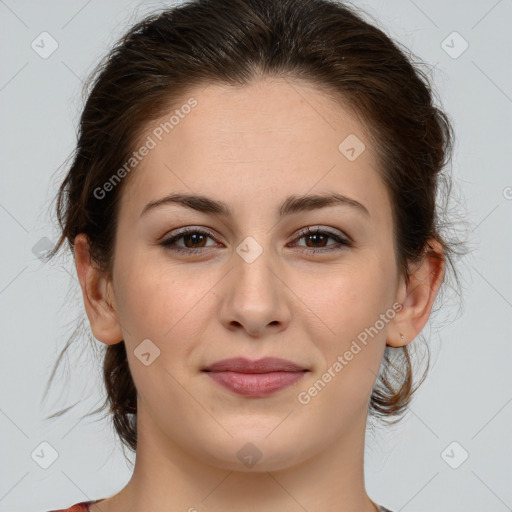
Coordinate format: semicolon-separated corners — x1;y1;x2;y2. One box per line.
158;225;216;242
293;225;351;242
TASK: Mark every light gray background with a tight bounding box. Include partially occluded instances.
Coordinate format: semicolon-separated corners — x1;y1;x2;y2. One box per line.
1;0;511;511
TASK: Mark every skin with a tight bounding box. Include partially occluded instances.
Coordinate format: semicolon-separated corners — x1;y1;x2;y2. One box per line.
75;77;444;512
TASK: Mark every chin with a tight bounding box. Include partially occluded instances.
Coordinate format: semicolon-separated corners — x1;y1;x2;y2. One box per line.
197;430;317;472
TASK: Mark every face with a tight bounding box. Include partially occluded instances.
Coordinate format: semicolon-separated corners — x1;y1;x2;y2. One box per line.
107;77;402;471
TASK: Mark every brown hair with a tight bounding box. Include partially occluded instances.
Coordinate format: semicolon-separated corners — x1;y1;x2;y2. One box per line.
44;0;462;456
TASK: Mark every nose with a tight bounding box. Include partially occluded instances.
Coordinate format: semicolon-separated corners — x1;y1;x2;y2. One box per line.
218;246;292;338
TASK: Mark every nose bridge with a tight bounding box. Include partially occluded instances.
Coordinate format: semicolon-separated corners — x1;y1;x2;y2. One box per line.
220;233;290;334
234;233;280;304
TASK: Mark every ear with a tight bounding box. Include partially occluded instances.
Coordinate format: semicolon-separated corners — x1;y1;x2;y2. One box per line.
74;233;123;345
387;239;445;347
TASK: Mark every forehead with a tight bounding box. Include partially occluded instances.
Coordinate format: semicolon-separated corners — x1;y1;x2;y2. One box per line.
119;77;389;223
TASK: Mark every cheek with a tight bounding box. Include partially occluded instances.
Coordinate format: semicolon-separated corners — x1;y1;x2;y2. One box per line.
298;252;397;351
113;259;210;395
114;250;212;340
293;261;396;426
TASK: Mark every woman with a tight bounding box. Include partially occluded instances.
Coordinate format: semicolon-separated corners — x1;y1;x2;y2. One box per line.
45;0;458;510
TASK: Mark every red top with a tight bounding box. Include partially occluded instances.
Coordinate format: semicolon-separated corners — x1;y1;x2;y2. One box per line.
49;500;103;511
50;499;393;511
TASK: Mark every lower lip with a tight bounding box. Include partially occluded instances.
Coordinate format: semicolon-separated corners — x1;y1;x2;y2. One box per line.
205;371;307;397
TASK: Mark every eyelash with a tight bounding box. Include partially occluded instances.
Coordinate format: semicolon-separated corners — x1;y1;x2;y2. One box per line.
159;226;352;255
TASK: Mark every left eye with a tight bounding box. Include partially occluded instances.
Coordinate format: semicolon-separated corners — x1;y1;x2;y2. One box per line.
292;227;351;253
160;227;351;255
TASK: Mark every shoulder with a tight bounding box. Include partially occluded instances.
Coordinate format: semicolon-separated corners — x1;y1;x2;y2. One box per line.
47;500;100;512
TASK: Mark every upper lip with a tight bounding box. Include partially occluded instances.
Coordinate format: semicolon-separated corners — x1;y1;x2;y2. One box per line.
202;357;308;373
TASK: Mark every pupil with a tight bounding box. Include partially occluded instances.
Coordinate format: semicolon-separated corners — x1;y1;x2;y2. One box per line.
185;233;205;247
309;234;325;247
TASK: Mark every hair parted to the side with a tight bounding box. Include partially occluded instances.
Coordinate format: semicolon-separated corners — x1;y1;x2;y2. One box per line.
44;0;464;456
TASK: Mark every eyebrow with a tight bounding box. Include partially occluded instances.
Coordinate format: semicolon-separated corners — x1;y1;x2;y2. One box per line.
139;191;370;219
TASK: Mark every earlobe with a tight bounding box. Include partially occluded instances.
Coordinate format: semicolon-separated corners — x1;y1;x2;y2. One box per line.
74;233;124;345
387;240;445;348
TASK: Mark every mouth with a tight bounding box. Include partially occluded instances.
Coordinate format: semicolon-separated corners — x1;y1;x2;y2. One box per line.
202;357;309;397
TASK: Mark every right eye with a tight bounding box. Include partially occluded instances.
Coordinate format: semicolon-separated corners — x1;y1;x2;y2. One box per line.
160;228;220;254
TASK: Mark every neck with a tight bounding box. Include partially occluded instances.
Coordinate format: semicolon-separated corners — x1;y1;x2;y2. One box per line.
95;404;380;512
